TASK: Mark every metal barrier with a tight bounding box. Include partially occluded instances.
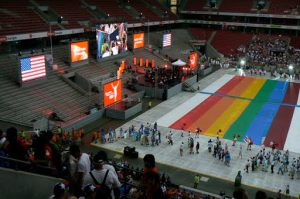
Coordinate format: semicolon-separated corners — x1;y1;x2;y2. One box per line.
0;155;57;177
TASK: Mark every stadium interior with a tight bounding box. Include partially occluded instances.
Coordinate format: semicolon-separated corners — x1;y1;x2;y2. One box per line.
0;0;300;198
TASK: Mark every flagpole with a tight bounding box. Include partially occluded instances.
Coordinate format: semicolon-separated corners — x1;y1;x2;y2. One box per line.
49;23;53;62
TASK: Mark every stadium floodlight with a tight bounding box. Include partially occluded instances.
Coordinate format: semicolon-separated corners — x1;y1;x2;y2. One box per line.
288;65;294;70
240;59;246;66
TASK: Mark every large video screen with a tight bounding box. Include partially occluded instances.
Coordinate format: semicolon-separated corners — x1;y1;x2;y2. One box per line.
162;32;171;48
20;54;46;82
103;79;122;107
70;41;89;63
189;52;198;69
133;33;144;49
96;23;127;59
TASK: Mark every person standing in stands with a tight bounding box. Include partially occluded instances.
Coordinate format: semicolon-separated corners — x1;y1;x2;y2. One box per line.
69;144;91;197
82;153;121;199
138;171;165;199
3;127;28;161
95;151;118;178
49;182;69;199
143;154;158;173
234;171;242;188
80;184;97;199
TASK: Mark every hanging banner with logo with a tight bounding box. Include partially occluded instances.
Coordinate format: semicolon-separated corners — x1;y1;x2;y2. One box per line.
189;52;198;69
103;79;122;107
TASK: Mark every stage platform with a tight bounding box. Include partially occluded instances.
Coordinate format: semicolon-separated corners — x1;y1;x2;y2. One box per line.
93;69;300;197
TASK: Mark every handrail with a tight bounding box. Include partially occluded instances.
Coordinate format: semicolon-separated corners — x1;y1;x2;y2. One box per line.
179;185;224;199
0;155;57;175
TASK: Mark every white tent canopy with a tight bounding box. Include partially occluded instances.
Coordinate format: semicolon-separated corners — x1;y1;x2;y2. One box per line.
172;59;186;66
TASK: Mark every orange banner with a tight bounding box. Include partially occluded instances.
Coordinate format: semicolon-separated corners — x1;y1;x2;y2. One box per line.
151;59;155;68
71;41;89;63
140;58;143;67
189;52;198;69
145;59;149;67
133;57;137;65
103;79;122;107
133;33;144;49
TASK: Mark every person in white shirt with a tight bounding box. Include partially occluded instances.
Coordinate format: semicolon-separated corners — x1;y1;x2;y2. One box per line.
82;152;121;199
95;151;118;178
69;144;91;196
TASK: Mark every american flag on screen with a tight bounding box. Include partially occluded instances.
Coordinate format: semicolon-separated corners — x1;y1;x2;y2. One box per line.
163;33;171;47
21;55;46;82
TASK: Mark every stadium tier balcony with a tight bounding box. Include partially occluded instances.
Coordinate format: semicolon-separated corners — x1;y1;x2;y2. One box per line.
129;0;162;21
88;0;136;23
211;30;253;56
184;0;207;11
0;1;49;35
36;0;95;29
143;0;177;20
268;0;299;14
218;0;254;13
189;28;213;40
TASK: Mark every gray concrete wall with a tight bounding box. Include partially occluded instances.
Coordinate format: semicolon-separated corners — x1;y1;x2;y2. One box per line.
184;75;197;85
70;59;89;67
167;83;182;99
106;102;142;120
124;102;142;119
74;72;91;92
0;167;63;199
201;67;213;76
206;42;224;58
134;84;164;99
62;108;105;131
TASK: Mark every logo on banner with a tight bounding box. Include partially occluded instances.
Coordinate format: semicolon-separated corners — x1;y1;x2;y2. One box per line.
133;33;144;49
189;52;198;69
71;41;89;62
105;81;119;101
103;79;122;107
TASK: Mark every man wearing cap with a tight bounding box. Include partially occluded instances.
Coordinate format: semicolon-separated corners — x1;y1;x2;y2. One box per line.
49;182;68;199
78;184;97;199
82;153;121;199
96;151;118;178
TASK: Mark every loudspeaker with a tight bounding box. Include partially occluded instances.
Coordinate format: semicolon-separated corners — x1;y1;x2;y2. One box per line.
131;151;138;159
123;146;138;158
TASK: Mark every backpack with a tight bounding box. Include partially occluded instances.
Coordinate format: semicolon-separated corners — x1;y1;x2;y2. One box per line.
90;170;112;199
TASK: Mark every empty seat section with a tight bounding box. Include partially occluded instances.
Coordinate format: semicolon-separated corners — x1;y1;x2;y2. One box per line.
268;0;299;14
0;1;48;35
189;28;213;40
211;31;253;56
129;0;161;21
219;0;254;13
36;0;94;29
89;0;135;23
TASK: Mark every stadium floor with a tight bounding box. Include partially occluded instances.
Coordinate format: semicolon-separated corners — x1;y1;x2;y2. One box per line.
160;74;300;153
94;69;300;197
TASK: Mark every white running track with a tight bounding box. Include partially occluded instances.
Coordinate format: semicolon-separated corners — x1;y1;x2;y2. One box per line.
284;92;300;153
